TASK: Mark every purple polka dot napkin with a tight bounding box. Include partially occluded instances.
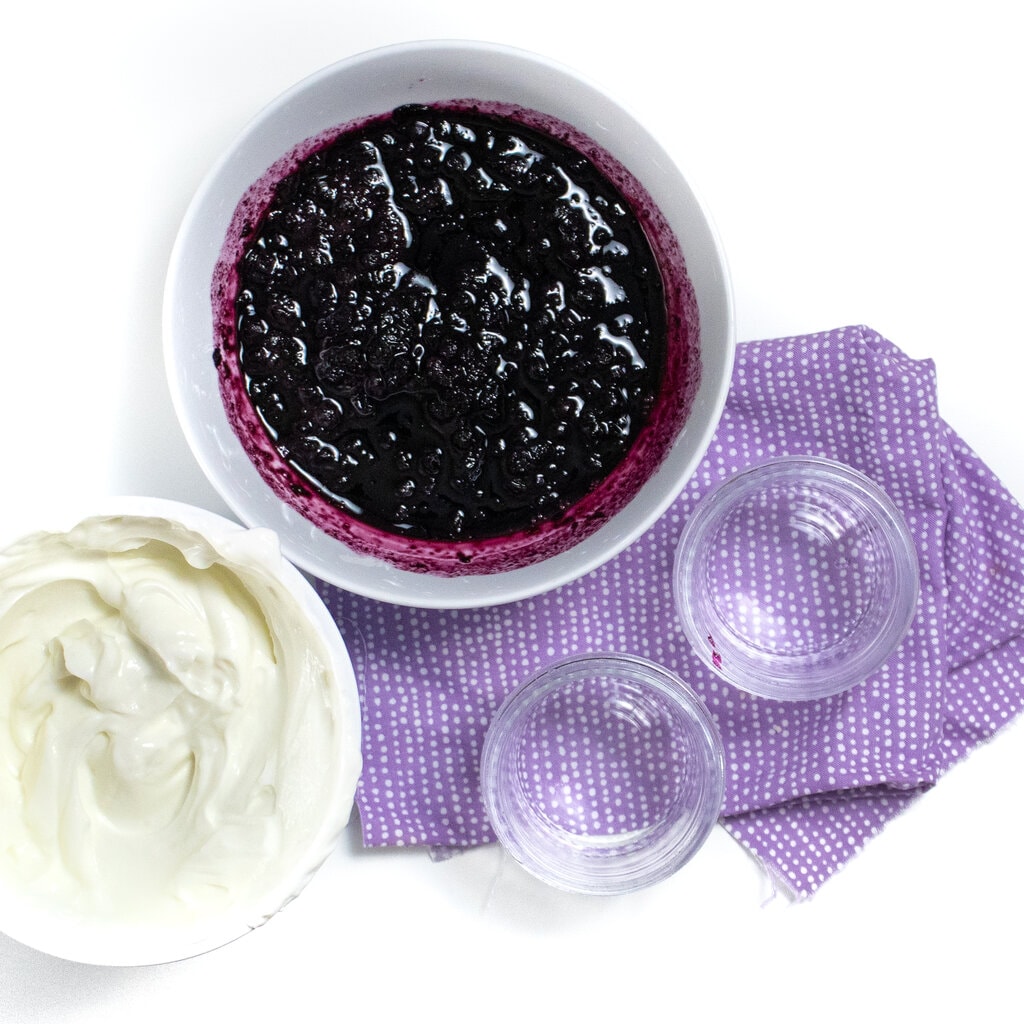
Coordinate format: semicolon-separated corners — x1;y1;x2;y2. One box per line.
314;325;1024;898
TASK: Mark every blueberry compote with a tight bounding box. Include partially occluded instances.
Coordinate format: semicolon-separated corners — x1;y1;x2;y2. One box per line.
215;101;699;574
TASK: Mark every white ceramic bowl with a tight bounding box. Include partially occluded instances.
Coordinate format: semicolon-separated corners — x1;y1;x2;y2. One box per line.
165;39;734;608
0;498;361;965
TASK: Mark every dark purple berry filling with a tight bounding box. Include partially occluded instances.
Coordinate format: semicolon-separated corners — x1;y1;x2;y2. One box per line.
213;101;699;575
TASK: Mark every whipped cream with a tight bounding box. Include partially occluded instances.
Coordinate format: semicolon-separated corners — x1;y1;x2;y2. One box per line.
0;512;355;930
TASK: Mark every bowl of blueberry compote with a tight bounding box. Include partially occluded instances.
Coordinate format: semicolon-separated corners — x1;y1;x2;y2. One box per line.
165;39;734;608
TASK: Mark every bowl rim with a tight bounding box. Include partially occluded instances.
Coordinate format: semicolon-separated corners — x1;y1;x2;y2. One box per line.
163;38;735;609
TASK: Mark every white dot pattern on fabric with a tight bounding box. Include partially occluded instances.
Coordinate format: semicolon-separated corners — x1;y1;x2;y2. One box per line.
315;325;1024;897
513;675;688;836
707;481;880;658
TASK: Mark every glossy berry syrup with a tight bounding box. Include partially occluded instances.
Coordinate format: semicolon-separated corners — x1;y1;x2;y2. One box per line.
213;102;700;576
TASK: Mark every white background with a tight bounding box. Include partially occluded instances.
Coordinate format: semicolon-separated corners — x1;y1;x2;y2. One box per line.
2;1;1023;1020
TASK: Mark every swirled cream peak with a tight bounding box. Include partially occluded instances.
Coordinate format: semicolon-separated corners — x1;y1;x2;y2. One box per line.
0;513;354;929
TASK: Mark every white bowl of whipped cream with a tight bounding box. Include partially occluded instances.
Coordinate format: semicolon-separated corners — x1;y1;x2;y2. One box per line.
0;498;361;965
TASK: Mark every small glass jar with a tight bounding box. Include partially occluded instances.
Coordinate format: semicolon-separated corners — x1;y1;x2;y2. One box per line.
480;653;724;895
674;456;920;700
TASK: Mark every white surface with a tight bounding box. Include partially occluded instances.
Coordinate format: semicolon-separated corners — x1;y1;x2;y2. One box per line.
1;0;1022;1020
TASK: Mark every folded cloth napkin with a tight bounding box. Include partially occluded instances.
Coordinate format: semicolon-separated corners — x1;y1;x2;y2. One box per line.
314;325;1024;898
